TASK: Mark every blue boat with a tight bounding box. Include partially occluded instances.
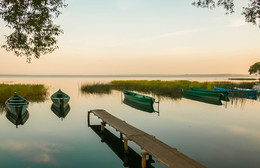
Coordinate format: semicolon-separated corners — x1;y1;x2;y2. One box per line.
214;86;258;95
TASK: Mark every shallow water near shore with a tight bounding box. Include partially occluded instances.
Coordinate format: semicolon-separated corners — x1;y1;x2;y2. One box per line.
0;76;260;168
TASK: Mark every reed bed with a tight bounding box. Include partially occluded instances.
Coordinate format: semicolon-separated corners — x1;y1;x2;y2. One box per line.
81;83;112;95
0;84;48;104
81;80;260;99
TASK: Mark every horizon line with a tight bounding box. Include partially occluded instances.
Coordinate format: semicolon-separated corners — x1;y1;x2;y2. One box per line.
0;73;255;78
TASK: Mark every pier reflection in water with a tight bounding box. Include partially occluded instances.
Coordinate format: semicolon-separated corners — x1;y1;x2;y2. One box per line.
90;125;155;168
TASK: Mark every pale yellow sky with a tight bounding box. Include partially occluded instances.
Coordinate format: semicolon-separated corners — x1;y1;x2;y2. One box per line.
0;0;259;75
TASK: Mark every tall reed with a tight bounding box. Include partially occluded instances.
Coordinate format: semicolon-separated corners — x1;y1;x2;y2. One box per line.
81;80;259;99
0;84;48;103
81;83;112;95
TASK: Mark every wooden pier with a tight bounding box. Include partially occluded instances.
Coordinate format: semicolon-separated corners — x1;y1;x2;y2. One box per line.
88;109;206;168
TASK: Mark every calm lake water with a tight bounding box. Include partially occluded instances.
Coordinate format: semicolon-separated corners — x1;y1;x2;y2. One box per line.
0;76;260;168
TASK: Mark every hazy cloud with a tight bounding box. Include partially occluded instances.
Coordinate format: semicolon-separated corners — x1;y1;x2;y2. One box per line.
159;29;205;38
0;140;61;166
116;0;140;10
227;125;260;139
228;19;247;28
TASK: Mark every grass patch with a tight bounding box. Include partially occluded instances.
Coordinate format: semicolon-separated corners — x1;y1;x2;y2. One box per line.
81;83;112;95
81;80;260;99
0;84;48;104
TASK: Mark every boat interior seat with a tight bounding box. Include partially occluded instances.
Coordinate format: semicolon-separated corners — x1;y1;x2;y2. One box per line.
57;93;63;98
9;99;25;103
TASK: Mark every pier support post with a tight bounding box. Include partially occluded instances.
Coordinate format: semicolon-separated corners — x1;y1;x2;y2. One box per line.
123;137;130;153
141;152;149;168
87;111;91;126
120;133;123;140
101;121;106;133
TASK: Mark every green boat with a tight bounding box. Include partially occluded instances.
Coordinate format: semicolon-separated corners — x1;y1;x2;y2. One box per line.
182;89;223;101
5;92;29;119
190;87;229;101
123;99;155;113
183;94;222;105
6;109;30;128
51;89;70;108
123;90;155;106
51;103;70;120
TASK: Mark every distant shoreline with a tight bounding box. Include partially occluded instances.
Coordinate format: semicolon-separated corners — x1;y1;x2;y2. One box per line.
0;74;256;78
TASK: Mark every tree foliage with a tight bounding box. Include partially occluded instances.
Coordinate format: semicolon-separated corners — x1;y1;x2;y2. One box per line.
0;0;67;62
248;62;260;75
192;0;260;27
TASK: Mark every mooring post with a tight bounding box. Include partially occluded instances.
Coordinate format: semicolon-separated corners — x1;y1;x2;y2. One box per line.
141;152;149;168
87;111;91;126
123;137;130;153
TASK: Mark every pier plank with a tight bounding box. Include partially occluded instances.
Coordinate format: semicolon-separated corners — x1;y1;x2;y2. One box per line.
88;109;206;168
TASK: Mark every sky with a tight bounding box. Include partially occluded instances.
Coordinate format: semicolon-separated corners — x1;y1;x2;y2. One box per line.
0;0;259;75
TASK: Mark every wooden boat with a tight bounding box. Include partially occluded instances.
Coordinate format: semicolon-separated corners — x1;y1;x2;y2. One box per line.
183;94;222;105
51;89;70;108
234;87;258;95
214;86;258;95
6;109;29;128
123;90;155;106
51;103;70;120
5;92;29;119
182;89;223;101
123;99;155;113
190;87;229;101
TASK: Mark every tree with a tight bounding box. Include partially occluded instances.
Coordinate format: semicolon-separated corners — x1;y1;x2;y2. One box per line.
0;0;67;62
192;0;260;27
249;62;260;75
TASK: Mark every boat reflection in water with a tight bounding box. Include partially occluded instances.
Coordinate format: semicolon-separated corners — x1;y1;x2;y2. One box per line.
229;92;258;100
51;103;70;120
123;99;159;115
89;125;155;168
182;94;223;106
6;109;29;128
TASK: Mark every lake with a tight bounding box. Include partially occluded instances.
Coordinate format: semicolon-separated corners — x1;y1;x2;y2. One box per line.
0;76;260;168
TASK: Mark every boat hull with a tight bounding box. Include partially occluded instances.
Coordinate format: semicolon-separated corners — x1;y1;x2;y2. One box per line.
51;89;70;106
214;86;258;95
191;87;229;101
123;90;155;106
182;89;222;101
5;93;29;119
